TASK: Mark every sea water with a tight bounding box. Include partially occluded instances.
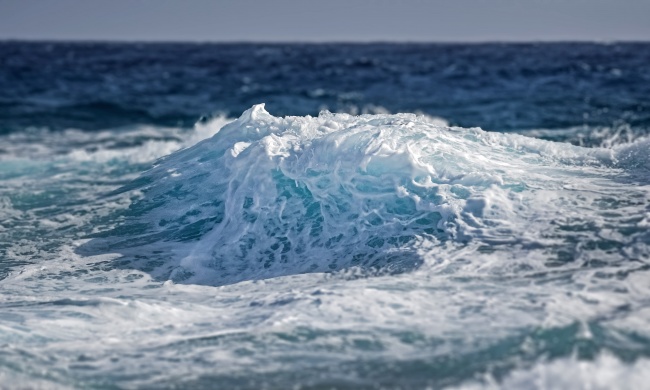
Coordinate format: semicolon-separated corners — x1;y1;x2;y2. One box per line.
0;42;649;389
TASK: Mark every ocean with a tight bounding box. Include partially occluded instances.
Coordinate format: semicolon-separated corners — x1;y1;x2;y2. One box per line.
0;42;649;389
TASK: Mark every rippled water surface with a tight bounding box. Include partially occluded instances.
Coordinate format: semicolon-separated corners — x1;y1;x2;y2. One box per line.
1;42;649;389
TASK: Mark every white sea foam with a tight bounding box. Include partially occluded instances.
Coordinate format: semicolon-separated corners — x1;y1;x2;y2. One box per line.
516;123;648;148
2;106;649;389
0;116;233;164
89;104;649;286
456;354;650;390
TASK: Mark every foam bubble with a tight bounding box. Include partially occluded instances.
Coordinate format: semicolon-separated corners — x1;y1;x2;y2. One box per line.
456;354;650;390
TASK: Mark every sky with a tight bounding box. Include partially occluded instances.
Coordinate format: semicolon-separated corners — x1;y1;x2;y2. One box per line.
0;0;649;42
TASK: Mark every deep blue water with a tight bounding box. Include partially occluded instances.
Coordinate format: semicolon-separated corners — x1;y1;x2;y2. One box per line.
0;42;649;389
2;42;649;137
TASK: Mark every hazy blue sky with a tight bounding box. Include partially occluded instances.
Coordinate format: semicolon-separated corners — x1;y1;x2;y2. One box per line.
1;0;649;42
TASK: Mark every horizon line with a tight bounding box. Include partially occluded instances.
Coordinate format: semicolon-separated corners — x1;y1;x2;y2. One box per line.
2;38;650;45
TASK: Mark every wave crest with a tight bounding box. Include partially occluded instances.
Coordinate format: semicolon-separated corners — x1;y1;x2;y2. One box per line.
87;105;649;285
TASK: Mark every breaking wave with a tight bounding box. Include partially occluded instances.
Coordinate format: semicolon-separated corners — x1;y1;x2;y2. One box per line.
85;105;650;285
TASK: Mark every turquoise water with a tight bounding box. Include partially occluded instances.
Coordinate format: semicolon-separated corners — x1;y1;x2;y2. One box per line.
1;43;649;389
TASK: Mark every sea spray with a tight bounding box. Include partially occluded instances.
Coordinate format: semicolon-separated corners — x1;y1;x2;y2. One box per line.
86;105;650;286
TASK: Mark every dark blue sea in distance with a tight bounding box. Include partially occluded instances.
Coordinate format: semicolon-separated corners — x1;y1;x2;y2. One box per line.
0;42;649;389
